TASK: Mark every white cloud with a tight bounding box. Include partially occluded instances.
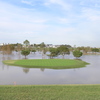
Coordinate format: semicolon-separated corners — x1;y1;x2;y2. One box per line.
0;1;48;32
44;0;71;11
21;0;34;6
81;8;100;21
58;18;70;24
0;0;100;47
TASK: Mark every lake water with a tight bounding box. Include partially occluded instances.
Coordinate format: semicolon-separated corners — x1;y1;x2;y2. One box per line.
0;52;100;85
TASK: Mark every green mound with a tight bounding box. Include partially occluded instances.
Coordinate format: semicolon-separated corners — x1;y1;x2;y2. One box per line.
3;59;89;69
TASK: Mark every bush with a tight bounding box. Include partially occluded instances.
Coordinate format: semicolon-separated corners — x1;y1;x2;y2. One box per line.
73;50;83;59
21;50;30;59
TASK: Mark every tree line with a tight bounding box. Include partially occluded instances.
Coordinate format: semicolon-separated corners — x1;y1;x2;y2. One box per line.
0;40;100;59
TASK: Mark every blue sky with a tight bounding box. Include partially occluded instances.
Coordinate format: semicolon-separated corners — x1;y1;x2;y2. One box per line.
0;0;100;47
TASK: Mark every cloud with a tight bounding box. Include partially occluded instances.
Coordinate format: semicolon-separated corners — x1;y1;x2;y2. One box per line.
44;0;71;11
0;0;100;47
80;0;100;7
21;0;34;6
81;8;100;21
0;1;49;44
0;1;48;31
57;18;70;24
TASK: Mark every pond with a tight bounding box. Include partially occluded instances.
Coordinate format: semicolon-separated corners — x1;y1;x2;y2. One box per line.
0;52;100;85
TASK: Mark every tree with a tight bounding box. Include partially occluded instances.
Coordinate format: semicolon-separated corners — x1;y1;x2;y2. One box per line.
31;49;36;54
1;44;7;55
40;42;46;59
42;48;48;59
23;40;30;48
82;47;91;54
48;48;59;59
73;50;83;59
91;48;99;54
21;50;30;59
15;43;22;52
57;45;70;59
1;44;14;55
40;42;45;48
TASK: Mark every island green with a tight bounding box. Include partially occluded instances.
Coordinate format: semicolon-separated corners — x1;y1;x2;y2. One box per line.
3;59;89;69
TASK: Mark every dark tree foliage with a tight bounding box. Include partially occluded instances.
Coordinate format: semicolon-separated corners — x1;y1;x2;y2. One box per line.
57;45;70;59
48;48;59;59
65;44;72;48
15;43;22;52
91;48;99;53
42;48;47;55
73;50;83;59
31;49;36;53
40;42;46;48
21;50;30;59
76;46;91;54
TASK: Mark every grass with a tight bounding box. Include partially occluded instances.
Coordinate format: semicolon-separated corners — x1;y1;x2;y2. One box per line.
0;85;100;100
3;59;89;69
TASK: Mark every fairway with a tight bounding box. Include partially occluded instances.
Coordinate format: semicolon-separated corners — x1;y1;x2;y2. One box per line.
3;59;88;69
0;85;100;100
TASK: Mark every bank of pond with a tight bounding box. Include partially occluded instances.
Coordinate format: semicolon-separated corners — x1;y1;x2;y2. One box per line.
3;59;89;69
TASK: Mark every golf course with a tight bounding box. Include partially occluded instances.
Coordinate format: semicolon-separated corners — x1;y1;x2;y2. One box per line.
0;85;100;100
3;59;88;69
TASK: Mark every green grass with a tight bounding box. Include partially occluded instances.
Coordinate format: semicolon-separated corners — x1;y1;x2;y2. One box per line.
0;85;100;100
3;59;89;69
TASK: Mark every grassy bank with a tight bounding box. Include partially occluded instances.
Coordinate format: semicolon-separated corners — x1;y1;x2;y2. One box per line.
3;59;89;69
0;85;100;100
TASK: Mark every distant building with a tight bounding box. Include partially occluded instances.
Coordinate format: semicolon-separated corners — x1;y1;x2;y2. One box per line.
46;44;61;48
46;44;53;48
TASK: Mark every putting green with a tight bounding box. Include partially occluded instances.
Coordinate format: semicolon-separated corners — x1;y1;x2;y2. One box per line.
3;59;89;69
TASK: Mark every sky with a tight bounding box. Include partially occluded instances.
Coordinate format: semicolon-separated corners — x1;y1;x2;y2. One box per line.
0;0;100;47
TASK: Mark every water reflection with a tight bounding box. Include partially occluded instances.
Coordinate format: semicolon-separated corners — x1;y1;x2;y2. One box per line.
23;68;30;74
40;68;45;72
1;52;100;85
2;56;6;61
